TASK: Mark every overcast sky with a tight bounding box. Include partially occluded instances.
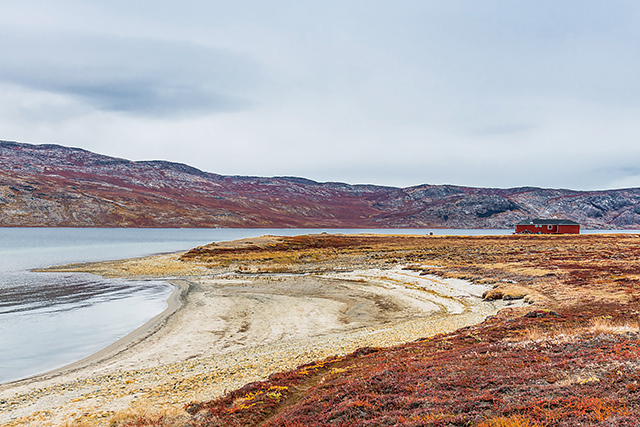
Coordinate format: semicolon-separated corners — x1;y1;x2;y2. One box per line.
1;1;640;190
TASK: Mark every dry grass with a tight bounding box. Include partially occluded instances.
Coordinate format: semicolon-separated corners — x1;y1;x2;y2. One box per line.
507;317;640;346
39;253;210;277
478;415;544;427
60;406;189;427
589;317;640;334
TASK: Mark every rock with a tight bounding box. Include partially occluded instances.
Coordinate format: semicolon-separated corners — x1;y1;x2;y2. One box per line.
524;310;561;318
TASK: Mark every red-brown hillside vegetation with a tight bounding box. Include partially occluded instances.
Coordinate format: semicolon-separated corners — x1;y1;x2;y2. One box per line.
120;234;640;426
4;140;640;229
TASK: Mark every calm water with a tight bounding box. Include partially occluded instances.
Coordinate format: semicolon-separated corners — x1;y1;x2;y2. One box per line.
2;227;630;383
0;228;314;383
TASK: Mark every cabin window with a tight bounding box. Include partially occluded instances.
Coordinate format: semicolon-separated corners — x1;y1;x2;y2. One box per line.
548;225;553;230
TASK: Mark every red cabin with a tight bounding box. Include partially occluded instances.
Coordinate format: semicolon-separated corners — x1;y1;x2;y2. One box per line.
515;219;580;234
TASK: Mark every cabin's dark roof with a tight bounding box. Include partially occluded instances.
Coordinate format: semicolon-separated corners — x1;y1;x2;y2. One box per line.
516;218;580;226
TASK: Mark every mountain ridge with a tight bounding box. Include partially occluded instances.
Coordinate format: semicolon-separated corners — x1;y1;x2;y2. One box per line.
1;140;639;229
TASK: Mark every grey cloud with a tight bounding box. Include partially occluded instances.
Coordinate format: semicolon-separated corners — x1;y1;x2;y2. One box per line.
598;165;640;184
3;1;640;191
57;81;248;116
0;31;260;116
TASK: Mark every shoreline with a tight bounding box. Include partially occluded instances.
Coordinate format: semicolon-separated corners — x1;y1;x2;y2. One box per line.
0;265;521;427
0;279;188;390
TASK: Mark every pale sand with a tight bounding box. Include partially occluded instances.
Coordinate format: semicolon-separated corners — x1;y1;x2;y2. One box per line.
0;261;523;427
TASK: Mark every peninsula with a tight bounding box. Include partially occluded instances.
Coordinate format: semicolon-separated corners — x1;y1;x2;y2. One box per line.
3;233;640;426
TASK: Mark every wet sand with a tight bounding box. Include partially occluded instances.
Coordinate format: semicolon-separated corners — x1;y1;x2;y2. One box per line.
0;258;522;427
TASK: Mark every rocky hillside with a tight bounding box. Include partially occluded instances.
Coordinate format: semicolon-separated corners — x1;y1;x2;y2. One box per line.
1;140;639;228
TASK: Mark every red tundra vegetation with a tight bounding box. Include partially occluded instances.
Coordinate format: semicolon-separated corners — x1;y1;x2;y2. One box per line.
129;234;640;426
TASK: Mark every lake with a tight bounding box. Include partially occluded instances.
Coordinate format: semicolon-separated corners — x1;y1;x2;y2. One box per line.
2;227;627;383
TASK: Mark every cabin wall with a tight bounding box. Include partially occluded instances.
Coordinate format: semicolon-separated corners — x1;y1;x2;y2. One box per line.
516;224;555;234
515;224;580;234
557;225;580;234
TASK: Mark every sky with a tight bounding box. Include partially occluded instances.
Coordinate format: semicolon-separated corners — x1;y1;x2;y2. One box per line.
1;1;640;190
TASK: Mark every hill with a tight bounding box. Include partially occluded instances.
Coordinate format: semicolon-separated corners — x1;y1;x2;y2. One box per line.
2;140;640;228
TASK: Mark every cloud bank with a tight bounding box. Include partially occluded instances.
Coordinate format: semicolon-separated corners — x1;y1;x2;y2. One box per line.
1;0;640;190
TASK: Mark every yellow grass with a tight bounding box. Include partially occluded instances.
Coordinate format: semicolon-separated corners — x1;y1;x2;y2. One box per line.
508;317;640;345
60;406;189;427
478;415;543;427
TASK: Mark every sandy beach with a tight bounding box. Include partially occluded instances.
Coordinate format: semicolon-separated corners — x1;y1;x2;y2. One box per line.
0;247;522;427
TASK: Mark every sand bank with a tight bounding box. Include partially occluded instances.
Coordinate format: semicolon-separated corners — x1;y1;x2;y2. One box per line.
0;262;522;427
